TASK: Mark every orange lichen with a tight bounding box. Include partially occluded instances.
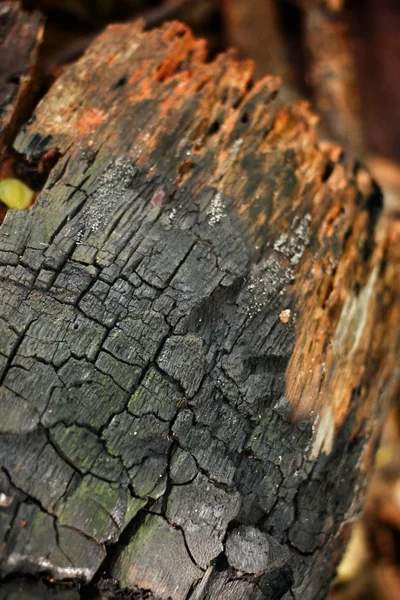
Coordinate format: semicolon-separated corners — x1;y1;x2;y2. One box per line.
77;108;106;135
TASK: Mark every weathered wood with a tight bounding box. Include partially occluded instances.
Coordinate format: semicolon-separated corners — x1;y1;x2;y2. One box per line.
0;18;399;600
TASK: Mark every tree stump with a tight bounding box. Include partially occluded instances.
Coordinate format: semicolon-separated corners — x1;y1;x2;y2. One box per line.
0;15;399;600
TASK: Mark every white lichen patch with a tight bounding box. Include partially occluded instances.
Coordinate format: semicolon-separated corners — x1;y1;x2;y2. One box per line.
168;207;177;223
88;157;136;233
273;213;312;265
273;233;289;253
207;191;226;226
70;157;136;244
246;258;293;318
229;138;244;156
76;230;85;245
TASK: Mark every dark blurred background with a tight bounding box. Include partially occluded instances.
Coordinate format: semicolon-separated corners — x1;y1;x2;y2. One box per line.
17;0;400;161
4;1;400;598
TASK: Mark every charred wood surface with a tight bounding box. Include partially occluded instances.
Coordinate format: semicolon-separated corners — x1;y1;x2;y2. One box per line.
0;17;399;600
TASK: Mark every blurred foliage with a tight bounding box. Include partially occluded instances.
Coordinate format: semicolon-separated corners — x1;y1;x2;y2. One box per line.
0;178;34;210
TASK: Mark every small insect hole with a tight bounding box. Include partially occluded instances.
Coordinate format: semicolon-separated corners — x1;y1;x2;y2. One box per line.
246;79;254;92
196;80;208;93
212;552;230;573
321;160;334;182
353;160;362;176
177;160;194;185
241;112;249;125
270;89;279;101
208;121;220;136
111;75;127;90
343;225;353;244
322;280;334;310
263;127;272;139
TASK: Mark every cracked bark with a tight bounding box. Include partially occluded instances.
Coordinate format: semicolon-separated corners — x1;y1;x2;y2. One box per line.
0;13;399;600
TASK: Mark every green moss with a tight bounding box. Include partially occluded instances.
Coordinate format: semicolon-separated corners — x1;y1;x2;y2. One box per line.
124;496;147;529
50;424;103;473
56;476;120;543
127;367;182;421
116;514;163;569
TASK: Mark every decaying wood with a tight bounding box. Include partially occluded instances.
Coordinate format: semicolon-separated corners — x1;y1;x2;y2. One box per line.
0;17;399;600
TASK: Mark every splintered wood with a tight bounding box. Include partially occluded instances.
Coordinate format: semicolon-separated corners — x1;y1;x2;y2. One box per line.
0;14;399;600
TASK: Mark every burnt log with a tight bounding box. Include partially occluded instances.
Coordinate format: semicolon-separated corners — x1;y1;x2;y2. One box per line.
0;17;399;600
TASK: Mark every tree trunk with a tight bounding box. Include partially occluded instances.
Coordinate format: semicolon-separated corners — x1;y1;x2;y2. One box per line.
0;14;399;600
